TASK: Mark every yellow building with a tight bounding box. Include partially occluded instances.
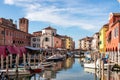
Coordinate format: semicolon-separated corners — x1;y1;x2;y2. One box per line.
65;37;74;50
99;24;108;54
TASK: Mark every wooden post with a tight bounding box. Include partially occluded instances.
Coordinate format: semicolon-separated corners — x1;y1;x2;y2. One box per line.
28;54;31;65
15;54;18;73
18;54;19;66
99;57;101;79
41;52;43;62
107;58;110;80
6;56;9;74
39;54;41;63
10;54;12;68
23;53;26;68
101;60;104;80
1;55;3;69
34;54;36;68
94;54;97;80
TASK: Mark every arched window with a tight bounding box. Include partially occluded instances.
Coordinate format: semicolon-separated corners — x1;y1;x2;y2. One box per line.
33;38;36;42
45;37;49;42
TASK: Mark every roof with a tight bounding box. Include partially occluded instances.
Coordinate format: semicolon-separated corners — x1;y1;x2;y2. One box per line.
99;23;109;32
43;26;56;30
19;17;28;20
33;31;42;33
25;46;43;51
112;13;120;16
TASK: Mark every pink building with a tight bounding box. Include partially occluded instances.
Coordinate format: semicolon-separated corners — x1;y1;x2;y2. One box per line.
54;35;62;48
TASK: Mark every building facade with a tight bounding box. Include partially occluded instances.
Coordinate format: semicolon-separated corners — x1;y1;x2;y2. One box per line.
65;37;74;50
40;27;56;48
31;37;40;48
54;35;63;48
79;37;92;51
79;38;86;50
31;26;75;50
91;32;99;52
106;13;120;63
0;18;32;47
99;24;108;55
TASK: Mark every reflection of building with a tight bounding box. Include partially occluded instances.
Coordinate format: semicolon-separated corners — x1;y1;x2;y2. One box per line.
64;58;74;69
43;70;52;79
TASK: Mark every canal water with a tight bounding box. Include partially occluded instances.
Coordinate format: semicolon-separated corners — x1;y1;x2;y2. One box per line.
10;58;99;80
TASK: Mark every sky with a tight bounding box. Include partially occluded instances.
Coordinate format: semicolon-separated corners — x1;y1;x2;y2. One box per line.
0;0;120;48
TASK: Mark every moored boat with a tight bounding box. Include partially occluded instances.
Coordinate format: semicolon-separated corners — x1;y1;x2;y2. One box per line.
46;54;65;62
84;59;108;69
39;62;54;68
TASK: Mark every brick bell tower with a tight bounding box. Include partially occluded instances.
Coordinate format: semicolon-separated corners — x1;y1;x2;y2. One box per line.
19;17;29;33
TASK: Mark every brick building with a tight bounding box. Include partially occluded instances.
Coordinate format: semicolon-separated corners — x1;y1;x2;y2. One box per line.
0;17;32;47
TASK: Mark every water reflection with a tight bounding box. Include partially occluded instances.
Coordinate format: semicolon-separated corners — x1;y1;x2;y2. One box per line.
8;58;120;80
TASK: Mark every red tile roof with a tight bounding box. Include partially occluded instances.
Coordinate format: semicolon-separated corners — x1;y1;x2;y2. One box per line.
44;26;56;30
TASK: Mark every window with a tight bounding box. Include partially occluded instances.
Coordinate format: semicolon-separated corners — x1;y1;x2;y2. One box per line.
6;30;8;36
56;41;58;43
33;44;36;47
1;31;5;35
107;31;112;42
45;37;49;42
13;40;15;44
52;32;54;36
33;38;36;42
114;27;119;38
116;26;119;37
37;39;40;42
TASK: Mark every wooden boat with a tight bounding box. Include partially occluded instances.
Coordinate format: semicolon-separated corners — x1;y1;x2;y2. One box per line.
29;68;42;74
18;63;43;74
46;54;65;62
39;62;54;68
84;59;108;69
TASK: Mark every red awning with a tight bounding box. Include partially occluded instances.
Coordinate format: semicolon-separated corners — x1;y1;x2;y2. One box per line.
7;46;20;54
0;46;7;57
19;47;27;57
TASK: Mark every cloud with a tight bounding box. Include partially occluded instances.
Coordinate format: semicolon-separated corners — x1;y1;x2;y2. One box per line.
3;0;109;30
118;0;120;3
4;0;14;4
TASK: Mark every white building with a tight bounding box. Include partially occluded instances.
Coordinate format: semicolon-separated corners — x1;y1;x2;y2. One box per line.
91;32;99;52
31;37;41;48
40;27;56;48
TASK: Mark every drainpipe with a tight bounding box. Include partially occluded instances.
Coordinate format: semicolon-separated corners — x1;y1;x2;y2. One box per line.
4;28;5;45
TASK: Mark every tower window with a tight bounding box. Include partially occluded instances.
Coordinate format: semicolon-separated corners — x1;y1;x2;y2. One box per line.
52;32;54;36
45;37;49;42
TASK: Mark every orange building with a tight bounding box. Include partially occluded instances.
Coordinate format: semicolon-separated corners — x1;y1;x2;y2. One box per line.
0;18;32;47
54;35;63;48
106;13;120;63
